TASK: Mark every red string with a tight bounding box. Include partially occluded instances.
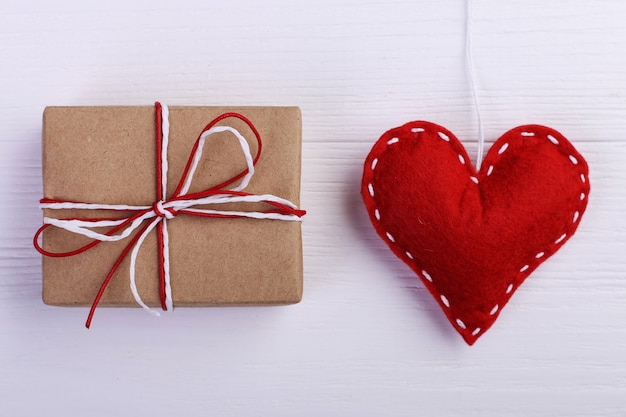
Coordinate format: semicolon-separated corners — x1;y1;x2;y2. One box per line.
171;112;263;197
155;102;167;311
85;221;153;329
33;211;148;257
34;103;305;328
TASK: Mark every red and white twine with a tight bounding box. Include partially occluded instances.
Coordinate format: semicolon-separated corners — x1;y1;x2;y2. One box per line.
34;102;306;327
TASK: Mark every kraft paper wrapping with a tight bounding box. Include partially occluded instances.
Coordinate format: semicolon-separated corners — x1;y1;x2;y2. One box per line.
41;105;303;307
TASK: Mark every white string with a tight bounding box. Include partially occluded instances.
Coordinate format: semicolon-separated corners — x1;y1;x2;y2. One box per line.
171;193;298;210
182;209;302;221
40;103;302;316
129;218;162;316
43;211;155;241
466;0;485;169
180;125;255;195
162;219;173;311
40;202;150;211
160;103;170;199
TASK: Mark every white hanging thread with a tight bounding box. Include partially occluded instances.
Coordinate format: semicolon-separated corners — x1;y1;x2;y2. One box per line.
40;103;303;316
466;0;485;169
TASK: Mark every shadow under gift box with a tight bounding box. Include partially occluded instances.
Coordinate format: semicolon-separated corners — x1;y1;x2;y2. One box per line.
40;106;303;307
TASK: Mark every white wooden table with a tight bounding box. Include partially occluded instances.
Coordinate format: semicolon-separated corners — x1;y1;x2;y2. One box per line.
1;1;625;415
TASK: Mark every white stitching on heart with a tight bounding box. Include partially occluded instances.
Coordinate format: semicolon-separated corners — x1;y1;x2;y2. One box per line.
505;130;588;327
422;270;433;282
441;294;450;307
547;134;559;145
364;124;588;341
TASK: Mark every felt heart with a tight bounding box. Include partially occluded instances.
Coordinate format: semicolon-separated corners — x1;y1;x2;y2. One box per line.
361;122;589;345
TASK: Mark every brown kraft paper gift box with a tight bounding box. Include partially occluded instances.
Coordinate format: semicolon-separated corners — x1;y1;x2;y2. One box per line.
40;105;303;308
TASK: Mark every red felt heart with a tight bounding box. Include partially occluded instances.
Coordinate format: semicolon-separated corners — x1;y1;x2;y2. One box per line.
361;122;589;345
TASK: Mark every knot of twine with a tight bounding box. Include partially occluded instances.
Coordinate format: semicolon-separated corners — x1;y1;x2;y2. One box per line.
34;102;306;327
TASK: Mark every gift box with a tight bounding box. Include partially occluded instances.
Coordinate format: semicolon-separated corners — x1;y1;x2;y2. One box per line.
38;105;304;321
